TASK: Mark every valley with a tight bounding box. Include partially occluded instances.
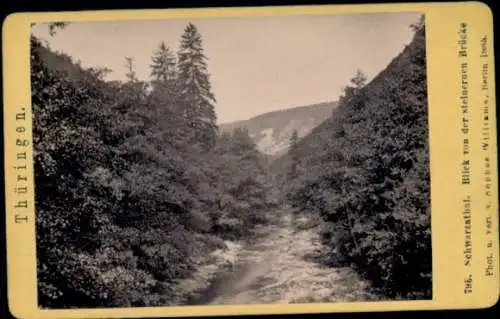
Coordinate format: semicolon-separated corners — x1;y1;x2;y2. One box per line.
32;14;430;309
220;101;336;158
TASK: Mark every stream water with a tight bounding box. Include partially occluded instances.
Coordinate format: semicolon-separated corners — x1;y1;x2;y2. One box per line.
185;213;380;305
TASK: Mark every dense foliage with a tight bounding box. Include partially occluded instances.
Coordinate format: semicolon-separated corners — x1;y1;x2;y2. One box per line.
34;16;431;306
283;18;431;299
33;23;273;308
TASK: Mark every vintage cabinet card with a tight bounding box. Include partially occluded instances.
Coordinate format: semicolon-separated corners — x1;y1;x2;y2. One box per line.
2;2;498;318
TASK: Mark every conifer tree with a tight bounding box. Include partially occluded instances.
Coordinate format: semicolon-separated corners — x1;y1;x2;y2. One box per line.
150;41;178;100
350;69;367;88
124;56;138;82
288;129;300;180
148;41;187;149
338;69;368;109
177;23;218;150
121;56;150;121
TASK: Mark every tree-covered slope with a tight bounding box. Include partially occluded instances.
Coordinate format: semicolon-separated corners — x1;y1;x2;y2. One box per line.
283;19;430;299
220;101;336;158
32;23;274;308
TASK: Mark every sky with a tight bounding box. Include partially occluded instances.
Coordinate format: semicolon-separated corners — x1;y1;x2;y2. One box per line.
32;12;422;123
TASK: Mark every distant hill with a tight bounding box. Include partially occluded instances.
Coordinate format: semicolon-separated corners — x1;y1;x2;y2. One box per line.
219;101;337;158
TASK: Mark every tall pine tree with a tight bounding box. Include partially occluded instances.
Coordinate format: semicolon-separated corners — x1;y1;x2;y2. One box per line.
177;23;218;150
150;41;178;101
148;41;186;149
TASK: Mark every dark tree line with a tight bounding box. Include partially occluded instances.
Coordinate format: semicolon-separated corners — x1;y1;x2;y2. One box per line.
33;23;273;308
283;17;431;300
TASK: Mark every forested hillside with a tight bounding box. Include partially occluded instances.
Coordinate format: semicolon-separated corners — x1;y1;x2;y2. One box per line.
33;23;274;308
220;101;336;158
282;17;431;299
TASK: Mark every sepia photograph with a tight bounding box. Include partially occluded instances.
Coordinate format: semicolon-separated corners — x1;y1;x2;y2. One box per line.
30;11;431;309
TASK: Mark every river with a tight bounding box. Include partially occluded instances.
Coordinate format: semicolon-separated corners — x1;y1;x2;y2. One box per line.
184;213;381;305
